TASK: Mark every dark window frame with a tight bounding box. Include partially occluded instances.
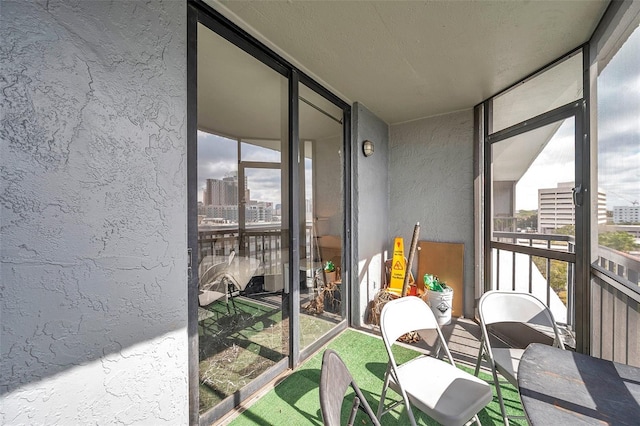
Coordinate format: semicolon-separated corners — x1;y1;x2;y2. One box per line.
187;1;351;424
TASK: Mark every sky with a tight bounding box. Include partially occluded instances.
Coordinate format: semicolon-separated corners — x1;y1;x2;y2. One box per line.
515;24;640;211
197;132;281;204
515;120;575;211
197;132;313;206
596;24;640;210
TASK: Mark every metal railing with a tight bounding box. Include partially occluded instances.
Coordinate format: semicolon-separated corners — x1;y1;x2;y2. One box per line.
492;231;575;327
590;266;640;366
197;224;318;278
596;246;640;285
591;246;640;365
492;230;640;364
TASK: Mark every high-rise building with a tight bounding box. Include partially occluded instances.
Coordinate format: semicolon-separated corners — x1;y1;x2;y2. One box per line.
202;175;246;206
246;201;274;222
614;205;640;224
538;182;606;233
597;190;608;226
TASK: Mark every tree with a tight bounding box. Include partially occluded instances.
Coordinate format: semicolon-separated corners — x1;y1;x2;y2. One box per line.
516;210;538;230
532;257;568;305
553;225;575;236
599;231;638;253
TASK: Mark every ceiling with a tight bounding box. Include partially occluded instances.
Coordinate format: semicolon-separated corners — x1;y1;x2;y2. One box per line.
208;0;609;125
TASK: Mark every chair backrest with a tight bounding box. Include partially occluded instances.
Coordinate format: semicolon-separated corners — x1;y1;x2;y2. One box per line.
199;262;229;290
478;291;564;348
320;349;380;426
380;296;439;345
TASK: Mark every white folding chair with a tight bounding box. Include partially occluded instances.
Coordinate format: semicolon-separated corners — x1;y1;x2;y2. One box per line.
198;250;237;312
377;296;493;426
474;291;565;425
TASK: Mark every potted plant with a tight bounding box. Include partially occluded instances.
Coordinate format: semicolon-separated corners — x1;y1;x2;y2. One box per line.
324;260;337;283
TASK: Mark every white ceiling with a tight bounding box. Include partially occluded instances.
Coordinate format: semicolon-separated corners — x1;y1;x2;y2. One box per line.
209;0;609;125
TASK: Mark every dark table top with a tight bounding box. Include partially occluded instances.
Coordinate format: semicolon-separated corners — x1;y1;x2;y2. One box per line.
518;343;640;425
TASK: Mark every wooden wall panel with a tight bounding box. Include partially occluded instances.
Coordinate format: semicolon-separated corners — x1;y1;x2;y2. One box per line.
417;241;464;318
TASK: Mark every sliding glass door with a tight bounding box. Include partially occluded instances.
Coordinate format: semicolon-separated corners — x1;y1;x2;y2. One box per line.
187;3;351;423
195;23;288;417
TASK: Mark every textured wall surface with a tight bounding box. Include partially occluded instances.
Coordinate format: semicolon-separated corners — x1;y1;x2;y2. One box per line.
389;110;475;317
1;1;188;424
352;102;389;326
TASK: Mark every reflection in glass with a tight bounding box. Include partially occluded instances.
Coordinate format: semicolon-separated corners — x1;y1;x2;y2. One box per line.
197;23;288;413
298;83;346;352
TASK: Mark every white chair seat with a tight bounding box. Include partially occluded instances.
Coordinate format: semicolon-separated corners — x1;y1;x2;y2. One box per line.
492;348;524;387
388;356;493;426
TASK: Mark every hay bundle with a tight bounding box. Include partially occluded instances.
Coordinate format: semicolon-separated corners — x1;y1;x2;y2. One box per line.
302;291;324;314
366;290;421;344
303;281;341;315
366;290;397;325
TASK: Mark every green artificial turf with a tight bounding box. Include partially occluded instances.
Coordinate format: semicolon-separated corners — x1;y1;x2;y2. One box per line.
229;329;526;425
198;297;336;413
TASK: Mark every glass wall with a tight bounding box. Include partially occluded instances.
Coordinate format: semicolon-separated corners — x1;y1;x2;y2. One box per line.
483;40;586;338
196;23;288;414
594;21;640;285
588;4;640;364
189;7;350;422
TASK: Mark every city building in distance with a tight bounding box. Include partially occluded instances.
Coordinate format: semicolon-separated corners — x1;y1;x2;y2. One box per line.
538;182;607;233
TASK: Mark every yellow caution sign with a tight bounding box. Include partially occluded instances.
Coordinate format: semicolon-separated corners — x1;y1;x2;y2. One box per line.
388;237;405;295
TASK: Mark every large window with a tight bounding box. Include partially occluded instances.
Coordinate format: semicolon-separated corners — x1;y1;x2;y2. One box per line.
588;5;640;364
594;21;640;284
485;49;586;333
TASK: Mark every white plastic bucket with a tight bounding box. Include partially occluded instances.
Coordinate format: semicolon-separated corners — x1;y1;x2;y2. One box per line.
426;289;453;326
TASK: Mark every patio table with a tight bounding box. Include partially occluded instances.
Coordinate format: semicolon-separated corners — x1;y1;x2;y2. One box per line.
518;343;640;425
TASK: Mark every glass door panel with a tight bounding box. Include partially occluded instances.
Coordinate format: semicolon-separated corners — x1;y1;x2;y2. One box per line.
298;83;345;352
490;117;577;324
595;23;640;277
196;23;287;414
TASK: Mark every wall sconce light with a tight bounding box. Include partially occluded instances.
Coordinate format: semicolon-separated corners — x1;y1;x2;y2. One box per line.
362;140;374;157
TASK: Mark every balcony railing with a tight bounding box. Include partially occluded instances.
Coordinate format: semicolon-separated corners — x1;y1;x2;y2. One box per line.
592;246;640;366
197;223;318;278
597;245;640;285
492;231;576;328
492;230;640;364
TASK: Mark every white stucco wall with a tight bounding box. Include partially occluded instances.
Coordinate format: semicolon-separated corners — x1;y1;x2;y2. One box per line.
353;102;389;326
1;1;188;424
389;110;476;317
